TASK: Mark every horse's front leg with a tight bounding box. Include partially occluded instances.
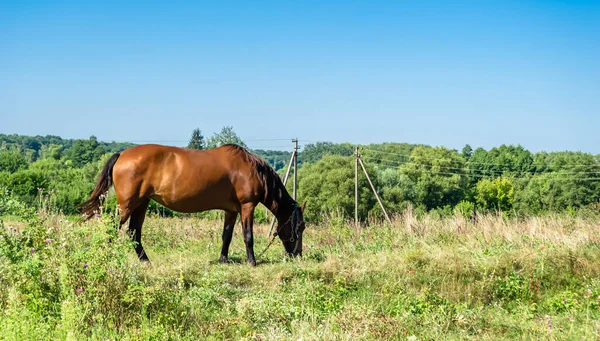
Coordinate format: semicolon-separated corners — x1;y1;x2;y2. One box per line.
241;203;256;266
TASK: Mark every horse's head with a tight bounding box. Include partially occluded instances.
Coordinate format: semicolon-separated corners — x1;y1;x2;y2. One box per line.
277;202;306;257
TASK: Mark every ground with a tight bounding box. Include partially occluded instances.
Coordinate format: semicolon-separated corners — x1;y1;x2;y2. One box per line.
1;210;599;340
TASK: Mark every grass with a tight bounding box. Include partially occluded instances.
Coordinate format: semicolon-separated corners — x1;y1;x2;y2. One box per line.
1;208;600;340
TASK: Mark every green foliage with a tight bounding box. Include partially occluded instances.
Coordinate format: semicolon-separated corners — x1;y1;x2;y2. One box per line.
467;144;534;180
461;144;473;160
360;142;420;165
376;167;415;215
6;169;49;203
300;142;354;164
206;126;246;149
187;128;205;150
454;200;475;219
476;177;515;212
252;149;293;171
296;155;377;222
39;144;63;160
400;146;468;209
64;136;106;168
0;151;28;173
2;133;600;219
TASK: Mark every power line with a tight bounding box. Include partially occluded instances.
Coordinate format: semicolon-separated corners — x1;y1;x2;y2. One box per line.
107;138;293;144
360;147;600;169
360;155;600;176
360;156;600;182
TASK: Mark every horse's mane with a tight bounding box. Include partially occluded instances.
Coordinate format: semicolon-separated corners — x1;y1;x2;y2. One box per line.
222;144;295;211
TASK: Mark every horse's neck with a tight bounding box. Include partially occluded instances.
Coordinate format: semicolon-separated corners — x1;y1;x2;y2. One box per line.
265;192;294;221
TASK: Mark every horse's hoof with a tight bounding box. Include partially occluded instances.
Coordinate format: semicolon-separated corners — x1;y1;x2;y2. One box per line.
247;259;257;267
218;256;230;263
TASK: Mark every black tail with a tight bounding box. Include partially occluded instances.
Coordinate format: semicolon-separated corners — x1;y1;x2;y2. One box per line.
79;152;121;220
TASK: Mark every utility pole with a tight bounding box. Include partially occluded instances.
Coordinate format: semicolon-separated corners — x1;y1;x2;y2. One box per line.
268;142;296;237
293;138;298;201
355;146;359;228
358;156;392;224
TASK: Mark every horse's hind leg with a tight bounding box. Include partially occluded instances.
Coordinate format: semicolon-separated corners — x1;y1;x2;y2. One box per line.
219;211;238;263
241;203;256;266
128;199;150;262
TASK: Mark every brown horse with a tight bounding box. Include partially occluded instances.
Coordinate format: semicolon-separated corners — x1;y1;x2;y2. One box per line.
79;144;305;265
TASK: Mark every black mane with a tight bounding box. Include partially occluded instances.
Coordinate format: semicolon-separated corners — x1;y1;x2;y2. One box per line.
222;144;296;213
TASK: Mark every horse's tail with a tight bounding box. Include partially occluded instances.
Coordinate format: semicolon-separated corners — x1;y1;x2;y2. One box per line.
79;152;121;221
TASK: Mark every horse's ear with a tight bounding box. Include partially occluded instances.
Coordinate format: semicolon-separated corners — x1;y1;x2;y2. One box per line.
300;202;306;213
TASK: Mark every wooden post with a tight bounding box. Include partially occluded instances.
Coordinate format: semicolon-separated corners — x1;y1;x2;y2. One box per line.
358;156;392;224
293;138;298;201
268;147;296;237
355;146;359;228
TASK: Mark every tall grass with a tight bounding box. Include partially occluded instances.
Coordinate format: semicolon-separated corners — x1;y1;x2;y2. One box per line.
1;206;599;340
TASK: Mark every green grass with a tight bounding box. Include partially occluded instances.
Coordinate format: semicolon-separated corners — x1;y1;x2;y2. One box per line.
1;209;600;340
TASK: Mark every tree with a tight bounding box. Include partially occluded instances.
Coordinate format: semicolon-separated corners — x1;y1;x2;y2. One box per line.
514;151;600;213
206;126;246;149
475;178;515;212
376;167;416;214
467;145;534;180
300;142;354;164
7;169;49;202
252;149;293;171
400;146;468;209
187;128;205;150
296;155;378;222
65;136;106;167
461;144;473;160
40;144;63;160
0;151;28;173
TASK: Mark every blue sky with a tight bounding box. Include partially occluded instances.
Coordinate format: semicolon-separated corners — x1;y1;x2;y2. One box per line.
1;1;599;152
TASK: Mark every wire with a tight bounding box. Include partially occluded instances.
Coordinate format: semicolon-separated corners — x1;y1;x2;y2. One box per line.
105;138;293;144
360;155;600;176
361;157;600;181
360;147;600;170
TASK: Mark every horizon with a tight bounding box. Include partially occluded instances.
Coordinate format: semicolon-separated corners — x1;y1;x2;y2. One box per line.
2;1;599;154
2;131;598;156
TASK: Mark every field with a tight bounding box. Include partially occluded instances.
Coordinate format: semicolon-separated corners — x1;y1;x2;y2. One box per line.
1;208;600;340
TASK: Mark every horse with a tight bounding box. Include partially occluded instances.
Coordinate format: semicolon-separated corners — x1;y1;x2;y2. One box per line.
79;143;305;266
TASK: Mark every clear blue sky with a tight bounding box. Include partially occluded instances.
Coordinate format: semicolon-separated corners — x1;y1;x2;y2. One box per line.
1;1;599;152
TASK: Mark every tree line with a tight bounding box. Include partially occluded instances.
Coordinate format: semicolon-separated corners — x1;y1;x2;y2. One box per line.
1;129;599;221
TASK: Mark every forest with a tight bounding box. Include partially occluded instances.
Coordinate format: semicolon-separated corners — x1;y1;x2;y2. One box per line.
1;127;599;221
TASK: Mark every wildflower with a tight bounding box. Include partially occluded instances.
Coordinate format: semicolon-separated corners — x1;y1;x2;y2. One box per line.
563;299;568;303
95;213;101;218
85;247;89;251
83;263;89;269
548;322;552;328
30;248;35;254
45;238;52;243
570;317;575;322
77;288;83;294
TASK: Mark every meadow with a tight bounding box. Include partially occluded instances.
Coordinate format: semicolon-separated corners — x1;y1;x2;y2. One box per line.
1;202;600;341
